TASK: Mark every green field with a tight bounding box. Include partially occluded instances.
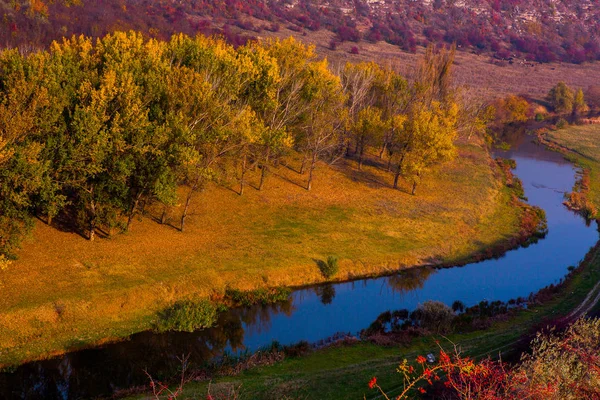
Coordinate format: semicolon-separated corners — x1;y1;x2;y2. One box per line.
547;124;600;216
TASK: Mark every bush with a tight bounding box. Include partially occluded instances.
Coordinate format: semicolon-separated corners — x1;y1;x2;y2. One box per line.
318;255;339;278
155;300;218;333
350;46;359;54
225;287;291;306
412;300;455;333
556;118;568;129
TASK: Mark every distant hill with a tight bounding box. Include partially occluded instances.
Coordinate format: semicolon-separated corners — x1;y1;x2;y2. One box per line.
2;0;599;63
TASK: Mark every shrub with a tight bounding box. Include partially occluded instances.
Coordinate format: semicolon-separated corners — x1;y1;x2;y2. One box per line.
412;300;455;333
318;255;339;278
556;118;568;129
225;287;291;306
350;46;359;54
155;300;218;332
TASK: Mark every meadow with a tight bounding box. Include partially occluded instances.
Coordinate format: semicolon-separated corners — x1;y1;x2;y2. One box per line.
546;123;600;217
0;145;523;367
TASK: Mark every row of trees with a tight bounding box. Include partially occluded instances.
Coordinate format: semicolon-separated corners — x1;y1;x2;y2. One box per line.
0;32;477;257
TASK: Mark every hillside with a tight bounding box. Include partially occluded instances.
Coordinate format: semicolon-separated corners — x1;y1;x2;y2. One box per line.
2;0;600;64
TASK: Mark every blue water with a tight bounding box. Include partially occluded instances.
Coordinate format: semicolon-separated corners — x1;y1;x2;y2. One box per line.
240;140;598;350
1;137;598;399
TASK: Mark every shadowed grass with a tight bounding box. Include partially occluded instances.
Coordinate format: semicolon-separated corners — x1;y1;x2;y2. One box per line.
0;144;523;368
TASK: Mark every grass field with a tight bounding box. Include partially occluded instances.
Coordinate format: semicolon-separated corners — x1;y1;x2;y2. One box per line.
546;124;600;216
131;244;600;400
0;145;523;368
252;26;600;103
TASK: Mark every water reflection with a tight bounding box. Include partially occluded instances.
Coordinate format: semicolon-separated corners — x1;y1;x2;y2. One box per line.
314;283;336;305
0;301;293;399
388;267;435;296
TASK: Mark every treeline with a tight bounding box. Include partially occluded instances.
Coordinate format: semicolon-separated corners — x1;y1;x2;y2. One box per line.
0;32;482;257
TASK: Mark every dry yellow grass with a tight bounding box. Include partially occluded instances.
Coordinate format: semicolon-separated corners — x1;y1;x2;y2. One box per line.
255;28;600;103
0;144;522;367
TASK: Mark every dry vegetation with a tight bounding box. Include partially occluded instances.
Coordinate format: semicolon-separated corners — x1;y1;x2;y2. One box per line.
0;144;522;367
257;27;600;103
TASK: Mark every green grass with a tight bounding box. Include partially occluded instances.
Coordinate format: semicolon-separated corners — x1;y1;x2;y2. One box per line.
0;145;525;368
546;124;600;215
135;245;600;400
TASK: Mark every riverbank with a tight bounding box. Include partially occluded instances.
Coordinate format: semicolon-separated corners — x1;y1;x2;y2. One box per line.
542;124;600;219
0;144;529;368
129;242;600;400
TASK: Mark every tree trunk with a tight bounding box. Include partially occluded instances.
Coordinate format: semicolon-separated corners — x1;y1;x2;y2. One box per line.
160;206;168;224
379;142;387;159
299;154;307;175
358;145;364;170
393;167;401;189
88;199;96;241
411;180;418;195
181;188;194;232
47;215;53;226
258;150;270;191
307;152;317;191
126;192;142;232
387;155;392;172
239;153;247;196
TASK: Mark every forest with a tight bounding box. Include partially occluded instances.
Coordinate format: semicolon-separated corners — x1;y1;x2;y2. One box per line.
0;31;483;259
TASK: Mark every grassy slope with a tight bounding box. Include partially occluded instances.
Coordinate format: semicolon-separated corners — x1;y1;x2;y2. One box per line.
546;124;600;215
143;244;600;400
0;145;522;367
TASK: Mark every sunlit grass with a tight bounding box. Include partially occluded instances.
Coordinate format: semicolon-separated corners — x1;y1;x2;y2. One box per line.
0;145;522;367
547;124;600;214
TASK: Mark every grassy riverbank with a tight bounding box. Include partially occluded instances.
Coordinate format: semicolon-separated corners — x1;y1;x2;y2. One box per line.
545;124;600;218
0;145;525;368
132;243;600;400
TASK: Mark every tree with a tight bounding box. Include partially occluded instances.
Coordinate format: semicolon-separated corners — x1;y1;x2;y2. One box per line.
0;52;49;255
352;106;387;170
298;59;346;190
338;61;385;157
246;37;316;190
547;81;575;114
399;101;459;195
572;88;588;119
495;95;530;124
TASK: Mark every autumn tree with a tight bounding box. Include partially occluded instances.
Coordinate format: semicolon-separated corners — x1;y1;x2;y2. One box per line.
572;88;589;119
398;101;459;195
547;81;575;114
338;61;385;158
0;50;49;255
297;59;346;190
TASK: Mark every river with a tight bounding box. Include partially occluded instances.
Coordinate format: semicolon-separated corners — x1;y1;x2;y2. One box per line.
1;135;598;399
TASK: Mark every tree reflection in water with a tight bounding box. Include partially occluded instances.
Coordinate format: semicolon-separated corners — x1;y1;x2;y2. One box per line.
314;283;336;305
0;299;294;400
387;267;435;295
